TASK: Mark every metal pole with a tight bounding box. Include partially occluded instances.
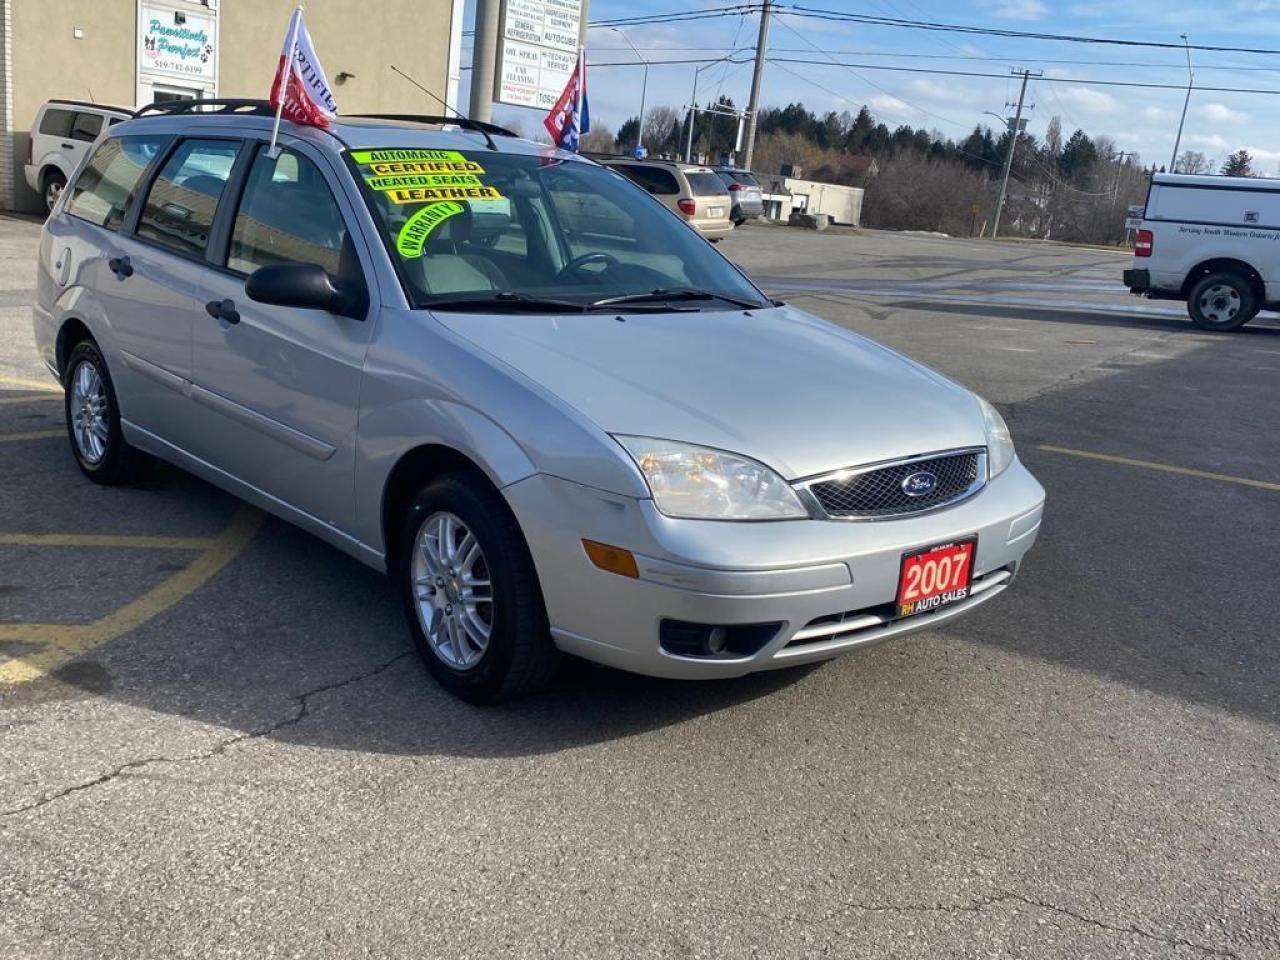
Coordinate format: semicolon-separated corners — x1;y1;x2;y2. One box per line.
742;0;773;171
610;27;647;153
1170;34;1193;171
684;69;700;162
992;69;1036;239
469;0;500;122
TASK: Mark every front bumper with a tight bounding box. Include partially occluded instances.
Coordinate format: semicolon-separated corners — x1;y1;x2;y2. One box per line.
504;460;1045;679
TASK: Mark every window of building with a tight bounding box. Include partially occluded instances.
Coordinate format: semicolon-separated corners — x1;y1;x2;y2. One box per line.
69;113;103;143
136;139;240;259
64;135;168;231
227;146;349;277
38;108;75;138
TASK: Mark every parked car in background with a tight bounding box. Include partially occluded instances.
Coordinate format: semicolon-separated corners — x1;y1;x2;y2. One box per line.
597;156;733;241
25;100;133;213
712;167;764;225
34;102;1044;703
1124;171;1280;331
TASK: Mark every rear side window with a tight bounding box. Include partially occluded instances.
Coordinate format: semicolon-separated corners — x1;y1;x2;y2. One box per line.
65;135;168;230
228;146;349;277
615;165;679;195
686;172;728;197
137;139;240;259
38;108;75;137
732;172;759;187
70;113;103;143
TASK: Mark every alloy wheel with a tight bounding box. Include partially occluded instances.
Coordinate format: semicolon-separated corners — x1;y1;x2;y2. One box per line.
411;511;494;669
70;360;109;464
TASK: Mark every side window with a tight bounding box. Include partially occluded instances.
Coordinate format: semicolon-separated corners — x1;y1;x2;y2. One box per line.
38;108;74;138
65;135;168;230
227;146;349;277
137;139;239;259
70;113;103;143
617;165;678;195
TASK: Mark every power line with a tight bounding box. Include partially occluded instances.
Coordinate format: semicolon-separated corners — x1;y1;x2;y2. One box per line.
779;5;1280;56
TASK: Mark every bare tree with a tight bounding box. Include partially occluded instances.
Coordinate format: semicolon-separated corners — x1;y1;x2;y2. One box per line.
641;106;680;155
1175;150;1211;174
579;126;618;154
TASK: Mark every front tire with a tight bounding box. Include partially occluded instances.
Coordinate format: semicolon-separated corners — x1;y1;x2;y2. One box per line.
1187;271;1257;331
63;340;145;485
42;169;66;214
398;473;558;703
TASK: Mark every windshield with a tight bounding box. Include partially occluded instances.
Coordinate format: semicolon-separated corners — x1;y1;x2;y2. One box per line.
349;147;768;311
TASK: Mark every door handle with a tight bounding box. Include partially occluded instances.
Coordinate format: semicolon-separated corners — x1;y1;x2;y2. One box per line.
107;255;133;279
61;142;75;150
205;298;240;325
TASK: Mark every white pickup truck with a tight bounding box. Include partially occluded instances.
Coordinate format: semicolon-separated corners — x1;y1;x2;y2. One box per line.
1123;171;1280;331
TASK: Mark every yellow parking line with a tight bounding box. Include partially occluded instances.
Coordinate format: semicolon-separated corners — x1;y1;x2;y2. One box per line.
0;429;62;443
0;532;217;549
0;376;60;393
1039;444;1280;492
0;507;263;686
0;394;59;406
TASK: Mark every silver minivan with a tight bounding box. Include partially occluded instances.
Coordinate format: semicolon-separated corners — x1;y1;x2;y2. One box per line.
33;100;1044;702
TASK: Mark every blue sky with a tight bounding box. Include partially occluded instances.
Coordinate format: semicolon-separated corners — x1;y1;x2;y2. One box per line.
464;1;1280;173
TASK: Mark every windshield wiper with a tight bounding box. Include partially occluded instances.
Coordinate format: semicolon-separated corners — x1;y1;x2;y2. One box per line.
424;292;587;313
587;288;766;310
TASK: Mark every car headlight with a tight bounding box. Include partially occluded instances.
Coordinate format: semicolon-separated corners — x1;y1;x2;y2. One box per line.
977;396;1015;478
614;436;808;521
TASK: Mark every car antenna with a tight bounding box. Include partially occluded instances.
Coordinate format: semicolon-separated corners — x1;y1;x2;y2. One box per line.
389;64;498;151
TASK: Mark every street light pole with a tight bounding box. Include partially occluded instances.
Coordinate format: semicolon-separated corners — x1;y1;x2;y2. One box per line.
1170;34;1193;172
610;26;647;154
992;68;1039;239
684;54;745;163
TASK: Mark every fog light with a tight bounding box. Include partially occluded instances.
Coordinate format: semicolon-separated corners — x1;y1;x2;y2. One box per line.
659;620;783;658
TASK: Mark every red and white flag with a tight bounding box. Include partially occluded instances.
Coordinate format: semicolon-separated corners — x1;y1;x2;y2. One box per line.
268;7;337;141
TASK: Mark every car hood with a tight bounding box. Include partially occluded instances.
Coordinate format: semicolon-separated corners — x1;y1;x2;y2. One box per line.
432;305;986;480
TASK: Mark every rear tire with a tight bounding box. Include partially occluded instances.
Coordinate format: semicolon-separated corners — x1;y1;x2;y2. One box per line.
1187;271;1257;331
398;473;559;703
42;169;66;214
63;340;145;485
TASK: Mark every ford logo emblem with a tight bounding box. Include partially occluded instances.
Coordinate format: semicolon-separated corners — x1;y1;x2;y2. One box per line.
901;470;938;498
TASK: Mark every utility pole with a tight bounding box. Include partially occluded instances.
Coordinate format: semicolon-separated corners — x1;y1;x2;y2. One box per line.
992;68;1039;239
1110;150;1133;204
469;0;500;122
742;0;773;172
1170;34;1193;171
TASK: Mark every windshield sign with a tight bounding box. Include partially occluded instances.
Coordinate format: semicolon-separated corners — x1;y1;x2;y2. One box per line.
350;148;766;312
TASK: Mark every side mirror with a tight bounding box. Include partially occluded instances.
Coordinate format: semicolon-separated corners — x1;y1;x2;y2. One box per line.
245;263;366;320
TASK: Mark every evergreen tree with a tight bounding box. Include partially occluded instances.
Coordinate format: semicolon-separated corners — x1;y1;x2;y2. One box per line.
1222;149;1254;177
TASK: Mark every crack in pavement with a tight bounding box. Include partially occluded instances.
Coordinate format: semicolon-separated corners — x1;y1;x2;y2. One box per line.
1;650;414;818
813;892;1240;958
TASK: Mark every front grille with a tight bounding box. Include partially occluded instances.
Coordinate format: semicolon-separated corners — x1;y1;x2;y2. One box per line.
805;450;984;519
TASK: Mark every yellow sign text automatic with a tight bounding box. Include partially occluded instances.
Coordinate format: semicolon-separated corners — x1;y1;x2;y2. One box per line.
387;185;503;205
350;149;470;164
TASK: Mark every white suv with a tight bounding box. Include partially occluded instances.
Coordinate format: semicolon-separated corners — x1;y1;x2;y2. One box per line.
25;100;133;213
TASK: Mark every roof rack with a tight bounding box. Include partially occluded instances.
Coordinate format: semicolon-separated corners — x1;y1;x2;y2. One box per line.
48;99;133;114
343;113;515;151
133;98;278;118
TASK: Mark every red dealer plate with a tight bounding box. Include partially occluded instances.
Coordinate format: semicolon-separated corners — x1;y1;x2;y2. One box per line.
895;537;977;618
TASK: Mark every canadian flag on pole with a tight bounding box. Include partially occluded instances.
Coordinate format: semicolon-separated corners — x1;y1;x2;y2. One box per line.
543;50;590;152
269;7;337;137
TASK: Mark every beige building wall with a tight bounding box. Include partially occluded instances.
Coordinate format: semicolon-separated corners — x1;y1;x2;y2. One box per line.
219;0;458;114
0;0;460;212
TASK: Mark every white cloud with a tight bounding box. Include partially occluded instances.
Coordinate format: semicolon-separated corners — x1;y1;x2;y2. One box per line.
1140;106;1168;122
980;0;1051;19
907;78;977;105
869;93;913;117
1188;133;1230;150
1053;87;1119;115
1197;103;1249;125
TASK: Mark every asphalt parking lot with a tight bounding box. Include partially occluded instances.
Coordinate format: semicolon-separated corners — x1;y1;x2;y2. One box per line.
2;214;1278;959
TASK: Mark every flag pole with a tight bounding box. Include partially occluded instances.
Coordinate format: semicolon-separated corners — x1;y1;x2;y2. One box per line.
268;6;303;158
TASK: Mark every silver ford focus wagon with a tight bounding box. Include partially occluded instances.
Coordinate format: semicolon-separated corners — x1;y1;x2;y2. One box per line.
32;100;1045;702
